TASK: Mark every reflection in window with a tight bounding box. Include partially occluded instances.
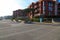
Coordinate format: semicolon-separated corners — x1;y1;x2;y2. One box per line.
48;2;53;16
48;7;52;11
48;2;53;11
48;2;53;6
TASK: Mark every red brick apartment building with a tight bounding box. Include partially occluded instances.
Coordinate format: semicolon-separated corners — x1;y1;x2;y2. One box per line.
13;9;33;21
13;0;60;22
13;9;23;19
28;0;57;18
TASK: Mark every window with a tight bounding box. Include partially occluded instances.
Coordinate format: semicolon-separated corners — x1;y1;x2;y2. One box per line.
35;10;37;13
48;2;53;7
48;7;52;11
49;12;51;16
34;5;37;8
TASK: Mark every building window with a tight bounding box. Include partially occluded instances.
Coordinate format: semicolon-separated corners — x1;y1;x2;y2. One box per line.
34;5;37;8
49;12;51;16
35;10;37;13
48;2;53;7
48;7;52;11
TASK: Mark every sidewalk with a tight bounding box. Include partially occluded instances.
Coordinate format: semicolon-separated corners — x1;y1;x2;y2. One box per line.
33;22;53;25
33;22;60;25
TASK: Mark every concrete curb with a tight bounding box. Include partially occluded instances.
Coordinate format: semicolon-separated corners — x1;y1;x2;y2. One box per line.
33;22;60;25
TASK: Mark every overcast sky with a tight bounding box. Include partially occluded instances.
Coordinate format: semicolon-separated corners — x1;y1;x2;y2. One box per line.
0;0;59;16
0;0;38;16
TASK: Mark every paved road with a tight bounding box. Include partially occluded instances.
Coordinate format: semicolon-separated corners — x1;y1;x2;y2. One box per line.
0;20;60;40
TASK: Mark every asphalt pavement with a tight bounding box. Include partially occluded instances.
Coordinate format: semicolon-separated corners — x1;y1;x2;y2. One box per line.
0;20;60;40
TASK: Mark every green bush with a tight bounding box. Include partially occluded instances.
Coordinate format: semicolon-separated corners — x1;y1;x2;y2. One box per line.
32;17;40;22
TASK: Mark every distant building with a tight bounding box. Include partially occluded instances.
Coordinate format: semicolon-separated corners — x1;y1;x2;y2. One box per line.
13;9;28;19
13;9;33;22
13;9;23;18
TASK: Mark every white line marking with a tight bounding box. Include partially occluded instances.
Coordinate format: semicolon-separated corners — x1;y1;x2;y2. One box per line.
0;24;24;29
0;27;44;38
0;27;57;38
36;28;57;39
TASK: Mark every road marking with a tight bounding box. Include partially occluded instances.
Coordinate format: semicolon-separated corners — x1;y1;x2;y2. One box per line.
0;24;25;29
0;27;57;38
0;23;41;29
0;25;22;29
36;28;57;39
0;27;45;38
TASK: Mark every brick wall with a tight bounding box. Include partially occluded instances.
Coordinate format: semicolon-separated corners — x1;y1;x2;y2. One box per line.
28;0;56;17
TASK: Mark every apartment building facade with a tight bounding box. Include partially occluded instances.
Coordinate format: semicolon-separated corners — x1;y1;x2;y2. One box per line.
29;0;58;17
57;3;60;17
28;0;60;22
13;0;60;22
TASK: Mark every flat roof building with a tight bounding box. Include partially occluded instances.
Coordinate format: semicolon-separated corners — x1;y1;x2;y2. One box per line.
28;0;58;18
13;0;60;22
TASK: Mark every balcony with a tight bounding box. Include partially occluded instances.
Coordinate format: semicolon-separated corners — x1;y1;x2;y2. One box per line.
34;13;40;17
